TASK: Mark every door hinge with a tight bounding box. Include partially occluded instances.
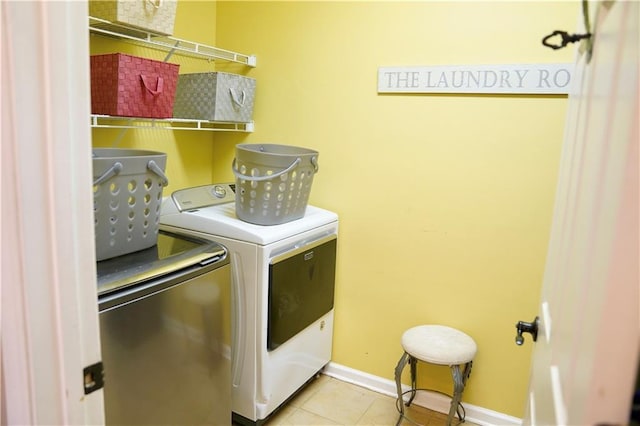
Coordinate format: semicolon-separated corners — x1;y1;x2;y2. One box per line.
83;362;104;395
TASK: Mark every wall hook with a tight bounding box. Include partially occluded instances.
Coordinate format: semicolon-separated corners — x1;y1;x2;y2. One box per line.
542;30;591;50
541;0;593;61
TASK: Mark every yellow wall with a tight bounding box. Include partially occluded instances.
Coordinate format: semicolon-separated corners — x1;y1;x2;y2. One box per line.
212;1;577;418
91;0;578;418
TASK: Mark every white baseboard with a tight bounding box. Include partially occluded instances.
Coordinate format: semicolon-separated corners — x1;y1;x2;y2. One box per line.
322;362;521;426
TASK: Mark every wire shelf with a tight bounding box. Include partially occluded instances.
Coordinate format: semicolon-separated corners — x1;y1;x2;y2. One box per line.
90;115;255;132
89;16;257;67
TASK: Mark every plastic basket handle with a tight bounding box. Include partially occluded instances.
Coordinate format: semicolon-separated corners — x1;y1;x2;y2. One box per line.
147;160;169;186
232;157;302;182
93;161;168;187
229;88;246;107
93;162;123;186
140;75;164;96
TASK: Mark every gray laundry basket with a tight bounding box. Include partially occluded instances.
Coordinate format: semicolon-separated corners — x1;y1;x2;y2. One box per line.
93;148;169;261
232;144;319;225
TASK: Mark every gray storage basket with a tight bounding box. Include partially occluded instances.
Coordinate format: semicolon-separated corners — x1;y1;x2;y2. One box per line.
173;72;256;123
232;144;319;225
93;148;169;261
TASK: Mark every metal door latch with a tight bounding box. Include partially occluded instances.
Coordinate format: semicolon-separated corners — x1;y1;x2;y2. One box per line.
83;362;104;395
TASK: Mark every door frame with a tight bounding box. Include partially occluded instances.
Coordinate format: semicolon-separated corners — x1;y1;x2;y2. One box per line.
1;1;104;424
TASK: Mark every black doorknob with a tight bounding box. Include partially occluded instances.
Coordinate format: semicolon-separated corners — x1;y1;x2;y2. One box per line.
515;316;539;346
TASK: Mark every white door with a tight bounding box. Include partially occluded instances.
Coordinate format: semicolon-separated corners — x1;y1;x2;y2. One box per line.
522;1;638;425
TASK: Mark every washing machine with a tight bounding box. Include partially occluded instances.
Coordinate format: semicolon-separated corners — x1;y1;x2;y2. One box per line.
97;229;231;425
159;183;338;425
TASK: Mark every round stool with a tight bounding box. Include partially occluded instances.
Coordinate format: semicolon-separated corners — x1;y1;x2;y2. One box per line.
394;325;477;426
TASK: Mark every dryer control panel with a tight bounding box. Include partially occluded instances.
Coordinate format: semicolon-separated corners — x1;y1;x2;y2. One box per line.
171;183;236;212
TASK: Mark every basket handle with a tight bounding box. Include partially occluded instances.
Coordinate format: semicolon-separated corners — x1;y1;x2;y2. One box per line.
140;75;164;96
147;160;169;186
229;88;246;107
146;0;163;9
232;157;301;182
93;161;168;187
93;162;123;186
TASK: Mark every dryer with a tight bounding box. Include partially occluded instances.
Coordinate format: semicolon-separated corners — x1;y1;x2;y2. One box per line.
160;183;338;425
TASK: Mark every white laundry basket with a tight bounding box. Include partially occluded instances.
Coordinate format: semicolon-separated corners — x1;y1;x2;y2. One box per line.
232;144;319;225
93;148;168;261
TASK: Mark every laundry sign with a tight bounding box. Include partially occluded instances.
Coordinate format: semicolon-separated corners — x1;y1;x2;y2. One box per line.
378;63;573;94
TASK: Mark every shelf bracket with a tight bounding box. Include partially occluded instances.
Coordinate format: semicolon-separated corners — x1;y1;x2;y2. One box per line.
164;40;180;62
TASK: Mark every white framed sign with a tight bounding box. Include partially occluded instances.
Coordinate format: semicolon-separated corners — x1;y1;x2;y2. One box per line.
378;63;573;94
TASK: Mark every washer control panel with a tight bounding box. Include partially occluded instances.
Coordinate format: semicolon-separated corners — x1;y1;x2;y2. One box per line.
171;183;236;212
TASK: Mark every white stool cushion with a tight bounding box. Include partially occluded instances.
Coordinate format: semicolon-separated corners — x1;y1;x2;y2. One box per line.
401;325;477;365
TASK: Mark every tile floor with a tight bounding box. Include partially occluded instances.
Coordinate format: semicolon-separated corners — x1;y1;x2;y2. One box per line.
263;374;480;426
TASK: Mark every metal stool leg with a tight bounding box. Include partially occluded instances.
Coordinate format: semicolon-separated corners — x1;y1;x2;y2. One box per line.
407;356;418;406
394;352;410;426
447;365;464;426
447;361;473;426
